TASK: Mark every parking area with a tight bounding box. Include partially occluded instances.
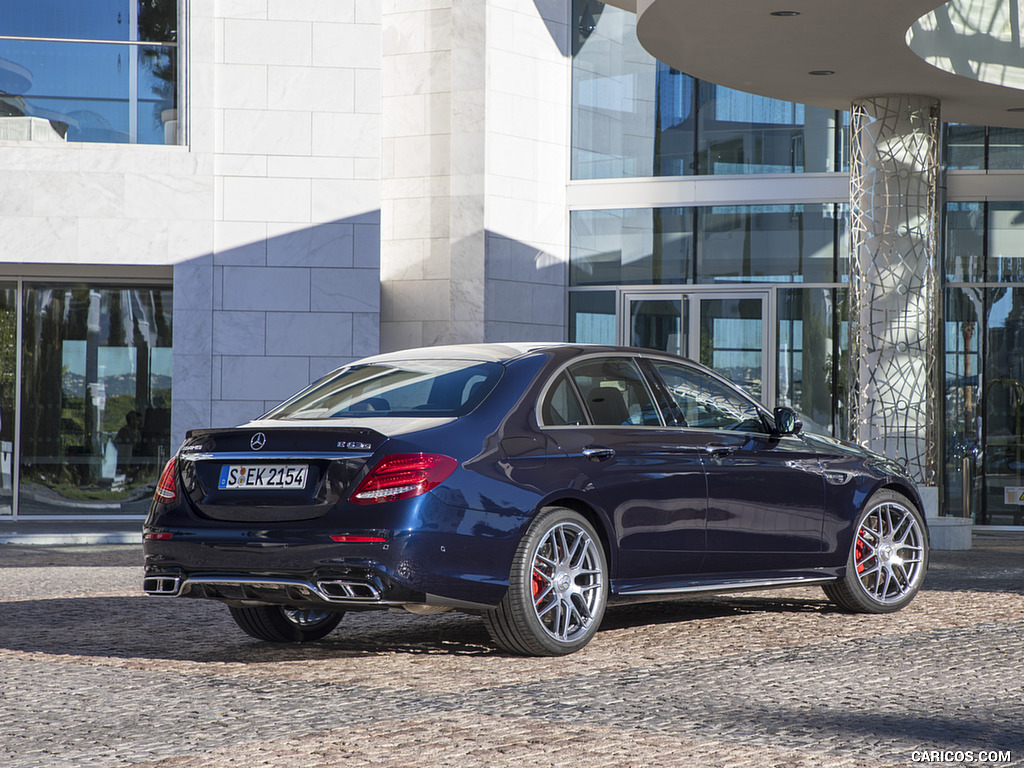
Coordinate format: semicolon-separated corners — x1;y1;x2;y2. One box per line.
1;534;1022;768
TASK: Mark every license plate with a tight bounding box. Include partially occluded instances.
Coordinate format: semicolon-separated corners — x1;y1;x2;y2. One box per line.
218;464;308;490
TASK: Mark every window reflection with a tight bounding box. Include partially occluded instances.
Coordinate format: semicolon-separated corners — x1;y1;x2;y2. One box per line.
989;203;1024;283
945;202;985;282
19;285;173;515
946;202;1024;284
777;288;844;436
569;291;616;344
699;205;838;283
570;208;694;286
945;124;1024;171
569;204;840;286
945;236;1024;524
653;361;764;433
571;0;839;179
982;288;1024;525
0;285;15;516
696;83;837;175
0;0;178;145
4;0;176;42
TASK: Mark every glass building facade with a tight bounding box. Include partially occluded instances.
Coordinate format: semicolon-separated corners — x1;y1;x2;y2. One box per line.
0;0;179;145
570;0;1024;526
571;0;844;180
0;282;173;518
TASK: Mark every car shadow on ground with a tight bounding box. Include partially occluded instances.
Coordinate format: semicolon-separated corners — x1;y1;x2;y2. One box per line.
0;595;503;661
0;591;846;662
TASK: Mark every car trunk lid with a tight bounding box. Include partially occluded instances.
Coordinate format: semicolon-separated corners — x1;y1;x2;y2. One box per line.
177;426;385;522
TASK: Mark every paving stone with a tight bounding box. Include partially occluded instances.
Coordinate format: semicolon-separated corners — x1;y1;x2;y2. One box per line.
0;539;1022;767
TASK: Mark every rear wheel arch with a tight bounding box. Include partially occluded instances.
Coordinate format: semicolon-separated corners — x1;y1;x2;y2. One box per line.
538;496;615;576
484;505;609;655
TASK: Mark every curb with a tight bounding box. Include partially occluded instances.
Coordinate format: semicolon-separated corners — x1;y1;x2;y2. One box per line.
0;532;141;546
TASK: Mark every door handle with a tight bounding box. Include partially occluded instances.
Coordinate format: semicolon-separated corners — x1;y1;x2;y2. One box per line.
705;443;737;458
582;445;615;462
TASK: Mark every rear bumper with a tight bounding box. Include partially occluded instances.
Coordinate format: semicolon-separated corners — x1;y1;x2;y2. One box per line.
142;494;525;610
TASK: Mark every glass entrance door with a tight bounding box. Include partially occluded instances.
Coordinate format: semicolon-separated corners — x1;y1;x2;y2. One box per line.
624;290;772;406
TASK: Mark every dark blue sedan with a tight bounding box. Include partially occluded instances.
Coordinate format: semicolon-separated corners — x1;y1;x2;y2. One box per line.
143;343;928;656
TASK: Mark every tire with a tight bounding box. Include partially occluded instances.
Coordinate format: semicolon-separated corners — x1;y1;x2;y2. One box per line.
228;605;344;642
823;490;928;613
484;507;608;656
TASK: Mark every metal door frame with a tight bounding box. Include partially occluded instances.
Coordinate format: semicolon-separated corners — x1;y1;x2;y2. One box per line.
619;286;777;407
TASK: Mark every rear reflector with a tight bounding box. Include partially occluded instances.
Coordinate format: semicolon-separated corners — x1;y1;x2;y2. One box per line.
349;453;457;505
154;458;178;502
144;532;174;541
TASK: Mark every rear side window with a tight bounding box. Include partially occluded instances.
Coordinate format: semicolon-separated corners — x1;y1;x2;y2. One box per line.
566;357;662;426
541;373;586;426
263;360;503;419
652;361;765;433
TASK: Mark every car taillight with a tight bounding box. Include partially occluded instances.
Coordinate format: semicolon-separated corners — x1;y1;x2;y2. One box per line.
349;453;458;505
331;535;387;543
154;458;177;502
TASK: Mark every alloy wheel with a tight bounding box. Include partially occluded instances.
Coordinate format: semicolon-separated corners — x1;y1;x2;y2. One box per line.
853;500;926;604
529;521;604;643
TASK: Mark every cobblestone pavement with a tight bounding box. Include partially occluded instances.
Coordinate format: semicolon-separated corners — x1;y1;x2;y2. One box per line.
1;535;1022;768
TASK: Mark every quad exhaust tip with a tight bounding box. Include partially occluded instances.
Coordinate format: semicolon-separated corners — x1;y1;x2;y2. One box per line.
143;576;182;595
317;579;381;601
143;574;382;603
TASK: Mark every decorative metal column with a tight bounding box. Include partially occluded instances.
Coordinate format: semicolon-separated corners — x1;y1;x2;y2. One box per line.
849;95;941;485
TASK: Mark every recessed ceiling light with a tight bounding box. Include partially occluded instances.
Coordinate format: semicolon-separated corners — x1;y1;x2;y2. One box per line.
770;10;800;16
809;70;835;76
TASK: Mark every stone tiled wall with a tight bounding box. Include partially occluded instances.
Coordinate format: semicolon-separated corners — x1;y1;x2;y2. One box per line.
172;0;383;445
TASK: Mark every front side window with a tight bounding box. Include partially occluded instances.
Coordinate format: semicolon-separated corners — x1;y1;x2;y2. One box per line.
0;0;179;145
652;361;765;433
566;357;661;426
265;360;504;420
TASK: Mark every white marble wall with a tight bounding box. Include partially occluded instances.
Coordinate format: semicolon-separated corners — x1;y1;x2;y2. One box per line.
484;0;569;342
173;0;382;445
380;0;569;352
0;143;213;267
0;1;383;450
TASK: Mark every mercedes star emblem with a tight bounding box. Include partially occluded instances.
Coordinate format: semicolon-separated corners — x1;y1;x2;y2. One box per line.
250;432;267;451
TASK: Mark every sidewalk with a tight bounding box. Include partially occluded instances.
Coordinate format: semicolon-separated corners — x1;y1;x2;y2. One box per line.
0;519;142;546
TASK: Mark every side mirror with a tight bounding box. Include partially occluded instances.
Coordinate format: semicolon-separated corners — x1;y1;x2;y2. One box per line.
773;406;802;436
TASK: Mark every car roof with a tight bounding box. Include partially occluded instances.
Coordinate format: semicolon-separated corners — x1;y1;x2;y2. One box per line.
352;342;594;365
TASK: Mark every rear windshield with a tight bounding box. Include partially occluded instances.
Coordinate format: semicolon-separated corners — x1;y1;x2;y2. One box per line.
263;360;504;420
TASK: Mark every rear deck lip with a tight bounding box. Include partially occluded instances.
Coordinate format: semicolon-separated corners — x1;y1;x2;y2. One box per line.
178;451;371;461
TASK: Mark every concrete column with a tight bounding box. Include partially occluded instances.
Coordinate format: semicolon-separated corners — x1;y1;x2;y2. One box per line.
380;1;570;353
848;95;941;488
380;1;484;351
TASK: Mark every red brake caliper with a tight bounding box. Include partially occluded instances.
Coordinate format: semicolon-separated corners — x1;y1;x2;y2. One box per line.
855;531;867;573
532;568;546;601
